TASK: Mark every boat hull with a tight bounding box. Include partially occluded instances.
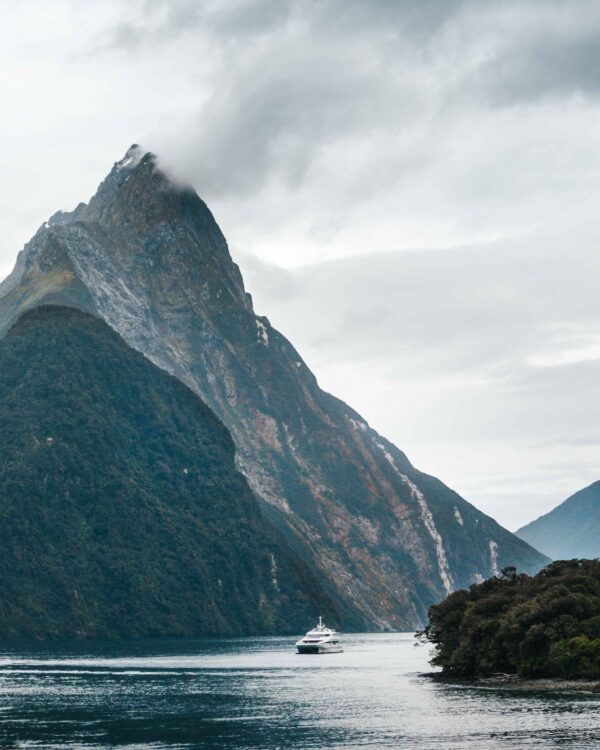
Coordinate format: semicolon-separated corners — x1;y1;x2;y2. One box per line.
296;644;344;654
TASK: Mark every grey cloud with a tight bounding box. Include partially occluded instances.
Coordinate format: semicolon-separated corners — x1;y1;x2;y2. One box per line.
464;13;600;104
201;0;292;37
106;0;456;46
102;0;600;111
181;58;391;195
100;0;293;50
304;0;459;38
152;21;433;197
136;0;600;214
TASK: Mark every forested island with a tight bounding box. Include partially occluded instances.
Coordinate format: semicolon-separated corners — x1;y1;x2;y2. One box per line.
422;560;600;680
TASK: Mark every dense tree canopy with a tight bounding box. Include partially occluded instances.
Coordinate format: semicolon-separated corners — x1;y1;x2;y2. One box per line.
0;305;339;639
423;560;600;679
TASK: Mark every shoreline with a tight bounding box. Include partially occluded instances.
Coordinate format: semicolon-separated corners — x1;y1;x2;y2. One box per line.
423;672;600;694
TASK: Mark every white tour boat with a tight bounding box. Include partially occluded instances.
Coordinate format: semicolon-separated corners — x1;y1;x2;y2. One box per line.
295;617;343;654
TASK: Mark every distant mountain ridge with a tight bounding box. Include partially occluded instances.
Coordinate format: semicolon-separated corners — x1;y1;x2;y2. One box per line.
516;481;600;560
0;146;550;629
0;305;339;639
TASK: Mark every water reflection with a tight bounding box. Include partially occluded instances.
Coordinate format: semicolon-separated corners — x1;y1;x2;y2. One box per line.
0;633;597;748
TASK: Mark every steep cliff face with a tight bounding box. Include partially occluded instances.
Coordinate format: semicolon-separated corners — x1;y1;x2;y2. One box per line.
0;305;340;639
517;481;600;560
0;147;549;628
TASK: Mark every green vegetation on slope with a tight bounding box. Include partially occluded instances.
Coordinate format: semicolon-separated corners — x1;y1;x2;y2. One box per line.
0;305;338;640
422;560;600;679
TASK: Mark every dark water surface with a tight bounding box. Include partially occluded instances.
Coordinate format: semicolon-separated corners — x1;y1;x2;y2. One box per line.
0;633;598;749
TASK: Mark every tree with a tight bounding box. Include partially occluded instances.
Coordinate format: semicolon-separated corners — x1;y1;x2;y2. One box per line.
422;560;600;679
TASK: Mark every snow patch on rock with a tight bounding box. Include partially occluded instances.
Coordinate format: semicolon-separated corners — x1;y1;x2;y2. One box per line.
374;439;397;467
454;507;464;526
256;319;269;346
116;145;143;171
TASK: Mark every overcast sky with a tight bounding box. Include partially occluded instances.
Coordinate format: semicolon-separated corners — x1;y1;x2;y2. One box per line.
1;0;599;529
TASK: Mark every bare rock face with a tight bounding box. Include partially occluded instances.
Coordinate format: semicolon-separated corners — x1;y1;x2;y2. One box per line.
0;147;550;629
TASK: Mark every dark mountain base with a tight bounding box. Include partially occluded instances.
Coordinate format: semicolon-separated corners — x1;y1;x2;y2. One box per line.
0;306;339;640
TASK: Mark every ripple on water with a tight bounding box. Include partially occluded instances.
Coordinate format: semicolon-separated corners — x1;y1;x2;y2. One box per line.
0;633;598;749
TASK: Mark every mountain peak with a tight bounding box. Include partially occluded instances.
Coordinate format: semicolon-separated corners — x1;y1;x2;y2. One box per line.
116;143;147;171
0;150;550;631
111;144;160;181
84;144;165;223
39;146;159;231
81;147;241;279
0;145;252;335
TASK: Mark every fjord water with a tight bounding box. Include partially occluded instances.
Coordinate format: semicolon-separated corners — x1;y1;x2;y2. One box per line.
0;634;598;749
